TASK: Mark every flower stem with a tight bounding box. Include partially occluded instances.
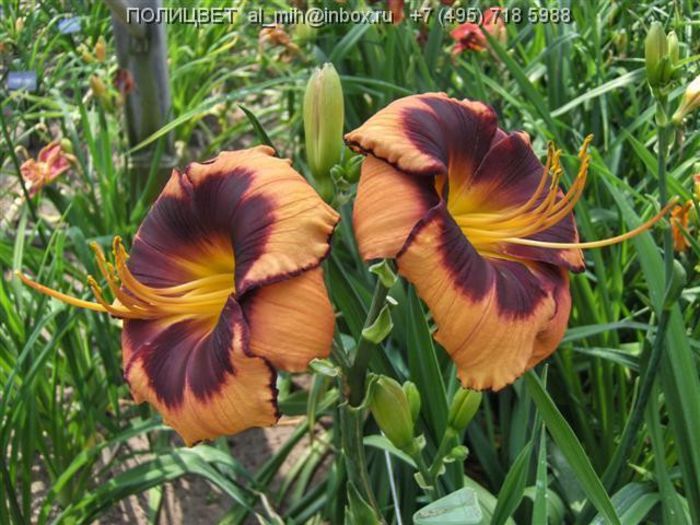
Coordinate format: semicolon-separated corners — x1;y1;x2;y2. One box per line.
596;96;673;496
410;447;438;500
339;403;381;517
338;272;392;521
428;426;458;480
347;276;390;407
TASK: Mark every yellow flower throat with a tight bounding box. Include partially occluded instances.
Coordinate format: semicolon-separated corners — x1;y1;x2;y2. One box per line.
448;136;674;256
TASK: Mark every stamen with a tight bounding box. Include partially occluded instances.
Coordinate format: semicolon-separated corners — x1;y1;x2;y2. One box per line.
503;199;677;249
452;135;674;256
15;271;108;313
16;236;236;322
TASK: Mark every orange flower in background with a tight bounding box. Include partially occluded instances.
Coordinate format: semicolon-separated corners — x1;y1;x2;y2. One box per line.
20;141;76;196
19;146;339;444
451;7;506;55
259;25;300;61
346;93;673;390
388;0;404;24
671;201;692;252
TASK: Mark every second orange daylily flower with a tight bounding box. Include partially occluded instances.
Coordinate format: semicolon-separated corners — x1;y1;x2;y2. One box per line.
19;146;339;445
20;141;76;196
346;93;673;390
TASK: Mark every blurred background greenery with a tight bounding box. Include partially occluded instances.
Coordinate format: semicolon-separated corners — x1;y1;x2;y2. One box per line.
1;0;699;523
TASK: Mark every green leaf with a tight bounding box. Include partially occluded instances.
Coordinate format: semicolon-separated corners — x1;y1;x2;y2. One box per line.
363;434;416;468
492;442;533;525
345;481;381;525
604;178;700;522
361;303;393;344
532;425;549;525
405;287;448;440
238;104;276;151
551;69;645;117
524;371;621;525
413;488;483;525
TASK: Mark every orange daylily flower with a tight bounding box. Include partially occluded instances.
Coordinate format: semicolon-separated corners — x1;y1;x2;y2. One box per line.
19;146;339;445
346;93;673;390
671;201;692;252
451;7;506;55
20;141;76;197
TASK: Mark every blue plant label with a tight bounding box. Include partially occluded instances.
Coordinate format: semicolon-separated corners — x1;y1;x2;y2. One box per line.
57;16;81;34
7;71;38;92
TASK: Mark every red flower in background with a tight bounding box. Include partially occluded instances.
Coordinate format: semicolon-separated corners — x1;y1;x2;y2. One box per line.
20;141;76;196
114;68;135;96
451;7;506;55
388;0;404;24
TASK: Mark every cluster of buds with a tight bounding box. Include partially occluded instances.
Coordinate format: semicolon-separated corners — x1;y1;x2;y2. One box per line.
645;21;700;125
644;22;678;88
367;375;421;453
368;375;483;458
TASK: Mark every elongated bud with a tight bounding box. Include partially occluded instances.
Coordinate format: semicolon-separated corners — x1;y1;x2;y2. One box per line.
645;22;668;87
402;381;421;424
94;35;107;62
303;63;344;201
672;76;700;126
447;388;482;431
694;173;700;201
90;74;107;98
368;375;415;451
667;31;679;66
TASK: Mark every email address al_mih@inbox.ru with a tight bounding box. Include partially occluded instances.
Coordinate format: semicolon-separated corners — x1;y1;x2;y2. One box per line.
124;7;396;28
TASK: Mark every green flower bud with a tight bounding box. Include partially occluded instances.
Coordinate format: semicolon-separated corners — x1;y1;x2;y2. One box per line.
59;138;73;155
294;22;316;44
672;75;700;126
447;388;482;431
368;375;415;451
303;63;345;201
645;21;668;87
402;381;421;424
667;31;680;66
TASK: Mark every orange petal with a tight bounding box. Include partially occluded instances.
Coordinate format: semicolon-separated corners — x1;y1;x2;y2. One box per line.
353;156;439;260
122;298;278;445
244;267;334;372
345;93;497;178
128;146;339;294
184;146;340;295
397;206;571;390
